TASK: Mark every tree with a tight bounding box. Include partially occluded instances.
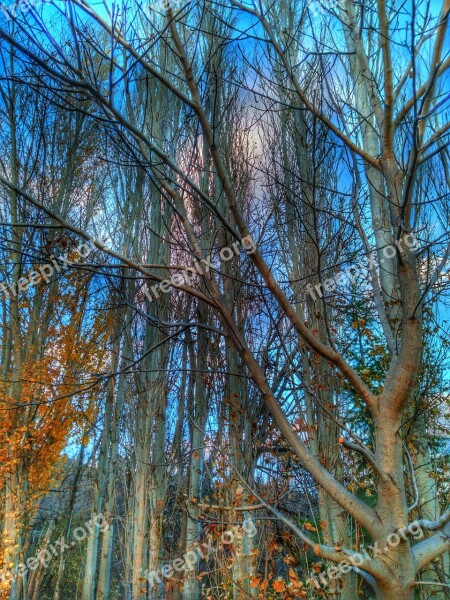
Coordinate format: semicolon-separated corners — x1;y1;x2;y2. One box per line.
0;1;449;598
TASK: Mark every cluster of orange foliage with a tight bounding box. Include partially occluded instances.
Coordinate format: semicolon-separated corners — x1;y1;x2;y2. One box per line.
0;272;112;592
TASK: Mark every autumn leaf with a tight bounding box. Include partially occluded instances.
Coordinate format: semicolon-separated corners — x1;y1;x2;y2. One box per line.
249;575;262;589
273;579;286;592
259;579;268;590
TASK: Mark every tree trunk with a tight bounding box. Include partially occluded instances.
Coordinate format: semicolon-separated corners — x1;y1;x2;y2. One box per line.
97;308;128;600
182;325;207;600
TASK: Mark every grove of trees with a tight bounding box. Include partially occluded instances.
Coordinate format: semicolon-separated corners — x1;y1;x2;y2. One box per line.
0;0;449;598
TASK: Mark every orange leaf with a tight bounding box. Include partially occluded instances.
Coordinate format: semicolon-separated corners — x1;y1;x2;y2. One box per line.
259;579;268;591
273;579;286;593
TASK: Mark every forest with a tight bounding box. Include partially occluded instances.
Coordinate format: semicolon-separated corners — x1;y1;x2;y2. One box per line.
0;0;449;598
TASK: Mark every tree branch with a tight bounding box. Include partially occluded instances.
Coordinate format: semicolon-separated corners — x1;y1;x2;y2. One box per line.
412;521;450;573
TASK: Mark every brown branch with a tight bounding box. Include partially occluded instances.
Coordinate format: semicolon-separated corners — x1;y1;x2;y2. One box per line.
229;0;381;170
394;56;450;129
0;175;216;308
377;0;394;151
167;8;378;417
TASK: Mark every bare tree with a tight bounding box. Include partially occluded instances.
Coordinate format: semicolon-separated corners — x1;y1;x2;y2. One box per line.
0;1;449;599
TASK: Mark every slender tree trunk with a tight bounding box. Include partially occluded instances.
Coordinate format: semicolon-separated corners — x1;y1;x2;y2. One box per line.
147;378;168;600
182;325;207;600
82;411;110;600
412;414;448;598
97;306;128;600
